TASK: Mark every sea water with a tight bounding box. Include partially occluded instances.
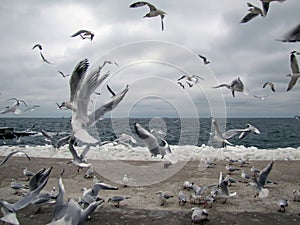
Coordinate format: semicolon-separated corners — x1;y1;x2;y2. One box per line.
0;118;299;161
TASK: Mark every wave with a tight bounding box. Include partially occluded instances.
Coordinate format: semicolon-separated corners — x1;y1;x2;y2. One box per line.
0;144;299;161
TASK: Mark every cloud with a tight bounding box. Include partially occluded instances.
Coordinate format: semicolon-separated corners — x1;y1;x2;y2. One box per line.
0;0;299;118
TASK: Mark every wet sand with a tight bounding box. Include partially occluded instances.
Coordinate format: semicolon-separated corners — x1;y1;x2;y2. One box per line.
0;157;299;224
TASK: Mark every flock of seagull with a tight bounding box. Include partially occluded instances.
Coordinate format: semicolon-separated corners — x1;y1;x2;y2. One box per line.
0;1;300;224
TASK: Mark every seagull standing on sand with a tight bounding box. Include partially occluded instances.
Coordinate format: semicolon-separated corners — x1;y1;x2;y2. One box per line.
213;77;246;97
263;82;276;92
191;207;209;223
156;191;174;206
134;122;172;159
130;1;167;31
286;51;300;91
277;199;288;212
240;2;264;23
107;196;131;207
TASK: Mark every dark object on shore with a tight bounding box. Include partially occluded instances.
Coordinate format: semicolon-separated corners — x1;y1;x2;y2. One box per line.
0;127;37;139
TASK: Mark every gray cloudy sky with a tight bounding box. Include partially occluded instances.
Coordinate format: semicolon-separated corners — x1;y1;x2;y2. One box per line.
0;0;299;118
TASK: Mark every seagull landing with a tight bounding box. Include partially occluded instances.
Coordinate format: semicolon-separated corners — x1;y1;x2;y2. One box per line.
130;1;167;31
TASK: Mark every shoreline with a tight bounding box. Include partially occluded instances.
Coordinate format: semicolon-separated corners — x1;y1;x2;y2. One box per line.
0;157;299;224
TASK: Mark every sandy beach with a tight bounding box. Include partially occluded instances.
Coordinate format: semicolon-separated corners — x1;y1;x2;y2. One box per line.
0;157;299;224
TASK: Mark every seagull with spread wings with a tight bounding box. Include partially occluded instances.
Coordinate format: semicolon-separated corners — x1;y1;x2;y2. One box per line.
259;0;286;16
240;2;264;23
130;1;167;31
287;51;300;91
71;29;94;41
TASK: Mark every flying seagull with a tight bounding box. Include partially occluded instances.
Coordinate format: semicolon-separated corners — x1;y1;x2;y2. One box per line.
58;70;70;78
263;81;276;92
40;52;52;65
213;77;246;97
259;0;286;17
23;105;40;112
0;150;31;166
134;122;172;159
0;98;27;114
32;44;42;51
248;161;274;198
240;2;264;23
71;29;94;41
287;51;300;91
278;23;300;42
130;1;167;31
198;54;211;64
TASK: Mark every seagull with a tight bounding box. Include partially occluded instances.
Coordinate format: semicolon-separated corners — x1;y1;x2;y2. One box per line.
71;29;94;41
263;81;276;92
32;44;42;51
241;170;252;181
59;58;127;143
278;23;300;42
210;117;233;148
0;150;31;166
292;190;300;201
156;191;174;206
134;122;172;158
177;74;204;87
130;1;167;31
213;77;246;97
198;54;211;64
240;2;264;23
248;161;274;198
259;0;286;17
250;166;261;174
107;196;131;207
238;123;260;139
294;116;300;120
113;133;137;147
277;199;288;213
40;52;52;65
58;70;70;78
79;182;118;207
23;105;40;112
0;172;49;225
41;129;58;148
191;207;209;223
216;172;237;203
0;98;27;114
253;95;268;100
84;168;94;179
287;51;300;91
178;191;187;205
10;179;28;194
225;165;240;175
23;167;35;181
50;174;104;225
67;138;92;171
122;174;129;187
